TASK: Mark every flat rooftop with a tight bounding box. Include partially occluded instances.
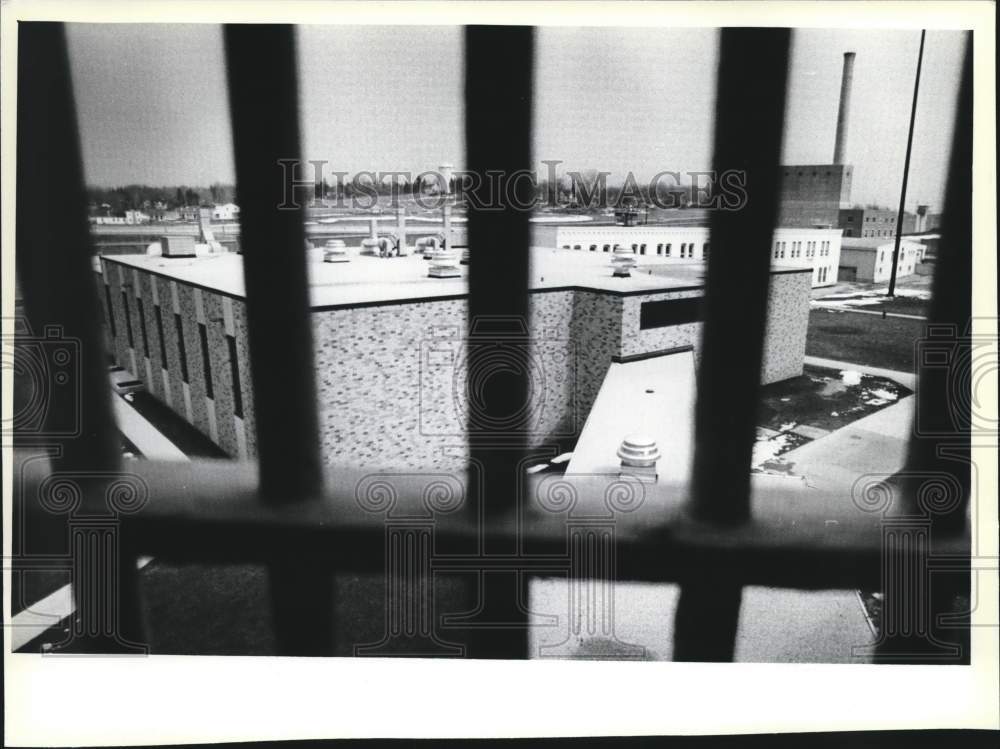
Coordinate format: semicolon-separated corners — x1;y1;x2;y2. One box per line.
101;246;807;310
841;237;927;251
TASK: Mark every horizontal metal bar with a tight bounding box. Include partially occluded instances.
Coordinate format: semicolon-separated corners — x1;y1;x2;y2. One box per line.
16;453;970;591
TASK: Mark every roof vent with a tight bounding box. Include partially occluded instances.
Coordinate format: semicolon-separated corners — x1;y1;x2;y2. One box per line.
160;234;197;258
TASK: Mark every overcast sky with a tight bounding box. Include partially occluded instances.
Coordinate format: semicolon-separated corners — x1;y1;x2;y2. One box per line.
66;24;965;210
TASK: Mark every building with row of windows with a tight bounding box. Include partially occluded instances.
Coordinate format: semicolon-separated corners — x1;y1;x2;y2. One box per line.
837;237;927;283
838;207;899;238
553;225;843;288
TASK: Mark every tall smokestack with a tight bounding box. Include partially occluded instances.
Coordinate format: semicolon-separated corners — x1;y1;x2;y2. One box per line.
833;52;856;164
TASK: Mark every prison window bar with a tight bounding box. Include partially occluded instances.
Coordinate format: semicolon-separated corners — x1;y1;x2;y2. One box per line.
13;23;972;660
222;25;333;656
15;22;143;652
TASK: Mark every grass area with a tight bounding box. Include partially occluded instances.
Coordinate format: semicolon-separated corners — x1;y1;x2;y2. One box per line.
865;295;930;316
758;365;911;433
751;364;912;473
806;308;927;372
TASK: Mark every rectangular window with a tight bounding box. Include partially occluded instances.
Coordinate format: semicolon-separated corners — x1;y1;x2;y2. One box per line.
136;297;150;358
639;297;703;329
174;313;189;384
103;284;117;338
198;322;213;399
121;290;134;348
664;243;671;257
154;305;168;364
227;334;243;419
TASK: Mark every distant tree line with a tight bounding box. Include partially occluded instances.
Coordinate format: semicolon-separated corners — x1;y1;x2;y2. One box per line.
86;183;236;215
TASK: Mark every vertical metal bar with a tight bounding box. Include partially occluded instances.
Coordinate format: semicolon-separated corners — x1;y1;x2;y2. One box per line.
674;28;791;662
878;33;972;664
691;28;791;523
15;22;144;652
224;25;332;655
887;30;926;298
223;25;322;502
465;25;534;507
908;33;972;530
15;25;118;470
462;25;535;658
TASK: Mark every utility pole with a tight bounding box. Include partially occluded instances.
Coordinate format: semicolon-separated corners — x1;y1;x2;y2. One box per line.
888;29;926;297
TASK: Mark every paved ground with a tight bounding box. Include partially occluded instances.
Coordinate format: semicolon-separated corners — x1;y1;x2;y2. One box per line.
529;580;874;663
779;390;913;495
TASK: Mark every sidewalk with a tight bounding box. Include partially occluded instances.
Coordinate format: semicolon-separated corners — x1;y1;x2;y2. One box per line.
780;394;914;495
811;302;927;321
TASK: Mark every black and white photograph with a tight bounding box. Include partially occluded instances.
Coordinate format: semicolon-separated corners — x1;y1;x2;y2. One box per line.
3;0;997;744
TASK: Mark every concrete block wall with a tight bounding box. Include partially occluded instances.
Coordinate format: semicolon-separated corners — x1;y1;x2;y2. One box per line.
761;270;812;383
100;258;255;459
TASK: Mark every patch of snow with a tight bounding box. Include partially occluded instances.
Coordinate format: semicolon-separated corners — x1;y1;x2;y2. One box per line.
841;370;862;386
813;284;931;309
867;388;899;402
752;434;793;467
892;287;932;300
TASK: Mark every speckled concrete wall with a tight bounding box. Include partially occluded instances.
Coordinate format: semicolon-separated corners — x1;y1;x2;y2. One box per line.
565;290;623;434
621;290;703;361
312;290;625;471
136;271;163;400
761;271;812;383
202;293;239;457
313;299;468;471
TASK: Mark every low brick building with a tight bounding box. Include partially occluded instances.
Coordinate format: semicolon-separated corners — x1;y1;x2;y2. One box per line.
838;237;927;283
98;247;812;470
